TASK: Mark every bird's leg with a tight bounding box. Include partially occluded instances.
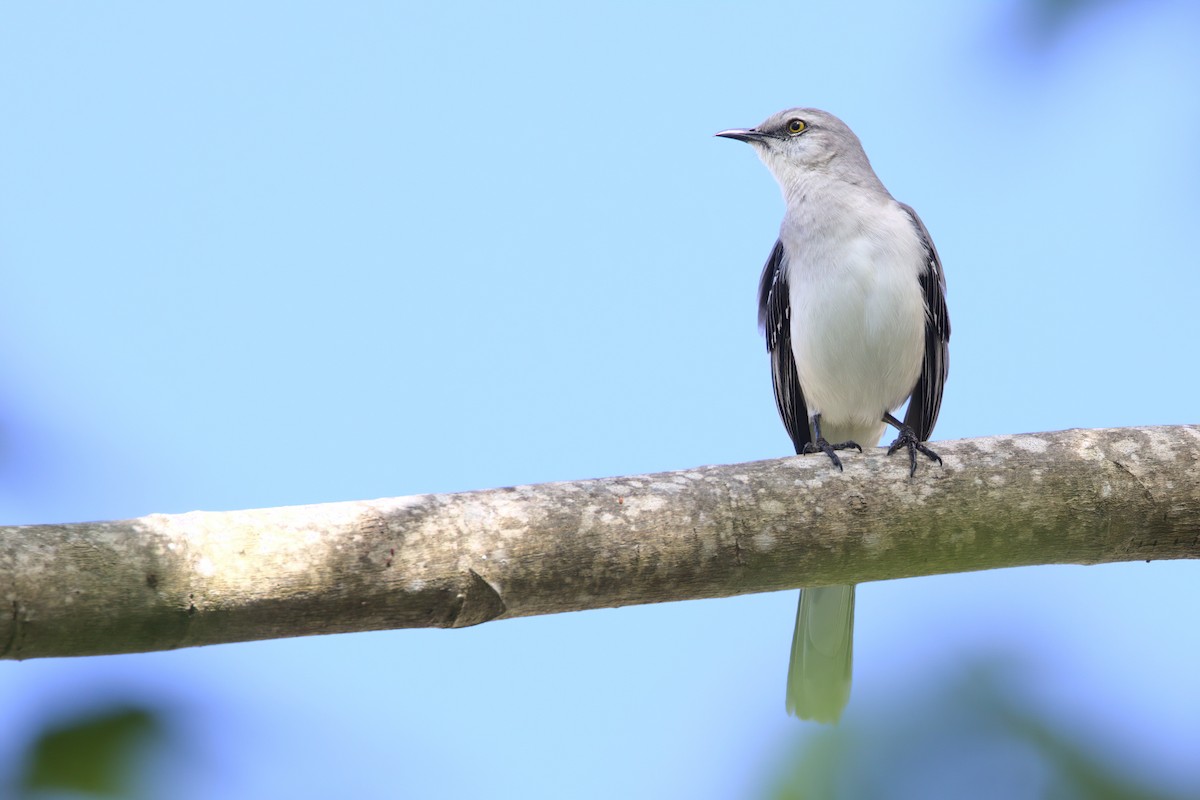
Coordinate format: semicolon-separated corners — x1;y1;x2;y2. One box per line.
801;413;862;472
883;412;942;477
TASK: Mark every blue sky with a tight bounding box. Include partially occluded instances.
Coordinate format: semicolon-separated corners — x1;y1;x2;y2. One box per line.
1;1;1198;797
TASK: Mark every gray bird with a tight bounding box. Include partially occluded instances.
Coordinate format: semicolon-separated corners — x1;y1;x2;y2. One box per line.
717;108;949;722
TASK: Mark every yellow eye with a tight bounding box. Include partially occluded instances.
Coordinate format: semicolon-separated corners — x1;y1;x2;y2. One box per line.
787;118;806;135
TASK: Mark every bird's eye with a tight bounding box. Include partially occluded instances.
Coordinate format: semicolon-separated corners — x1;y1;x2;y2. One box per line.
786;118;806;135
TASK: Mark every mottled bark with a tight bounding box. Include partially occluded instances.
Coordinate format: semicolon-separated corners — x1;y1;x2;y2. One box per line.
3;426;1197;660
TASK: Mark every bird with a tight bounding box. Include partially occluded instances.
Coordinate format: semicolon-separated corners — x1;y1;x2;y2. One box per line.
717;108;949;722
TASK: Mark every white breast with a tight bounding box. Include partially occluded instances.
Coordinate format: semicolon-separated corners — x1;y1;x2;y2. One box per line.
783;194;927;447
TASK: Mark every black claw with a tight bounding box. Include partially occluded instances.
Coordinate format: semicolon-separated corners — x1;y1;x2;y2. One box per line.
886;425;942;477
802;438;862;471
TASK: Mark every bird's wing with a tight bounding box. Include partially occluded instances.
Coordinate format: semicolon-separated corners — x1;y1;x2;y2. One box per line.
758;239;811;454
899;204;951;441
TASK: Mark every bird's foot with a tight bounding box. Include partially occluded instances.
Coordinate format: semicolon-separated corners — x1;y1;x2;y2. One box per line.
802;438;862;472
886;425;942;477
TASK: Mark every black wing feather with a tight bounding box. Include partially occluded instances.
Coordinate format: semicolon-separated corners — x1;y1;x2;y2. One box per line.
758;240;811;455
899;204;950;442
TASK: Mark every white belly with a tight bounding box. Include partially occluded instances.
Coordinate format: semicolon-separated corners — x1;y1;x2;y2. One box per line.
786;221;926;447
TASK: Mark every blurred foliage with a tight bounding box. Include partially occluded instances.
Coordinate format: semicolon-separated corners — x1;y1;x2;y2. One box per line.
13;705;167;799
1027;0;1124;36
1017;0;1162;46
766;658;1196;800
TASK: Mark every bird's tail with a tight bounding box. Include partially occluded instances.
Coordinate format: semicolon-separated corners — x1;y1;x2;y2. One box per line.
786;584;855;722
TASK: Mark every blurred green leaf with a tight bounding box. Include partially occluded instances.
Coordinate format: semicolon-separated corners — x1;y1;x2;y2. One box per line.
766;658;1197;800
18;706;162;798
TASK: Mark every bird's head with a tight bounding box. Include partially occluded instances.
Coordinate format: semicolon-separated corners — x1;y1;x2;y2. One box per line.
716;108;878;193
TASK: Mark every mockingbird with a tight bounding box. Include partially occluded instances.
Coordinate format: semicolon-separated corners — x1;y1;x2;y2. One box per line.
717;108;950;722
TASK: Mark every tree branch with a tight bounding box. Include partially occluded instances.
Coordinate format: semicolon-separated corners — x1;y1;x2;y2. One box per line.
3;425;1198;660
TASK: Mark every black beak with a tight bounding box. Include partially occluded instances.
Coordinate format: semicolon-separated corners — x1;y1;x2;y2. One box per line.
715;128;766;143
